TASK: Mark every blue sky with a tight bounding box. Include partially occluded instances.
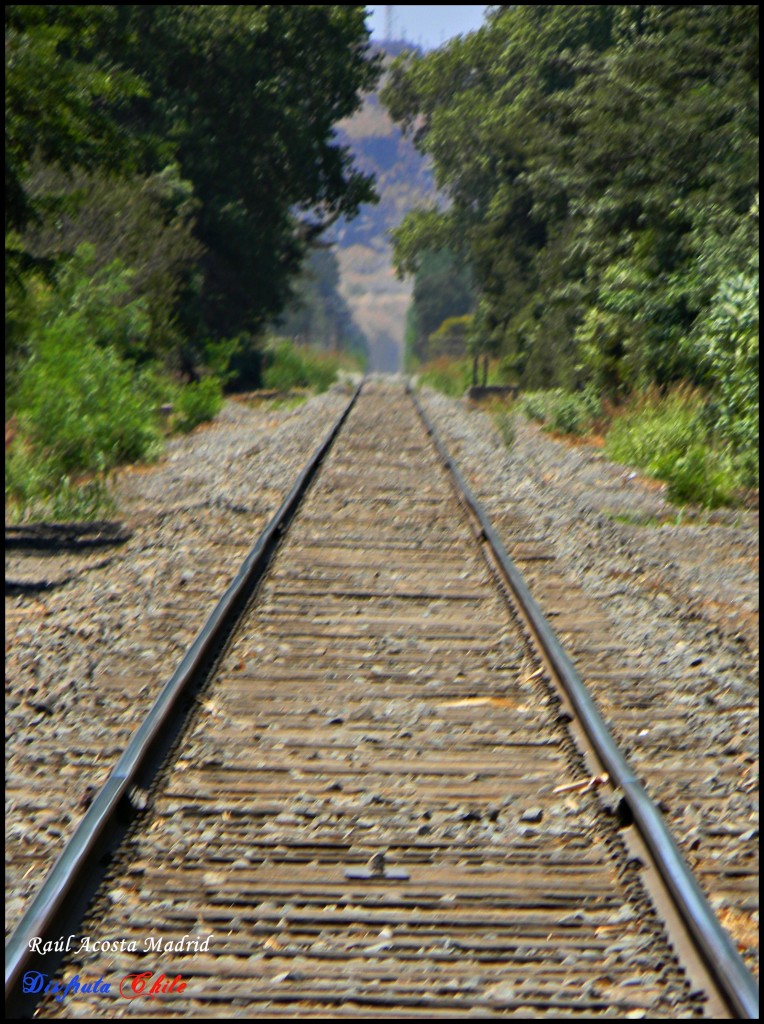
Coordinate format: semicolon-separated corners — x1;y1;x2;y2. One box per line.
365;5;489;50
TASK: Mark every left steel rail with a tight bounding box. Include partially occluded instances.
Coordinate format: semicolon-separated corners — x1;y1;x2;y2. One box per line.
5;381;362;1017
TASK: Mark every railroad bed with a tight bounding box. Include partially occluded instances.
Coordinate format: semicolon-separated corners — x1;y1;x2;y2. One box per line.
8;380;756;1017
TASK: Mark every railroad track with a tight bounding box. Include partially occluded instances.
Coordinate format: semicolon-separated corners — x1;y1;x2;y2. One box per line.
5;379;758;1018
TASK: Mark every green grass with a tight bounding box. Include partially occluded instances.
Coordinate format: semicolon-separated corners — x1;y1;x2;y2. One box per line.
262;338;346;393
604;387;742;508
518;384;748;509
416;357;473;397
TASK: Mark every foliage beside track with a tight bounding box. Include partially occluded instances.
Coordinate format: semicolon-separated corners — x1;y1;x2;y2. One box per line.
419;359;752;508
5;261;352;522
522;385;752;508
5;6;380;521
520;389;603;438
603;389;748;508
5;250;186;521
385;6;759;503
262;339;357;394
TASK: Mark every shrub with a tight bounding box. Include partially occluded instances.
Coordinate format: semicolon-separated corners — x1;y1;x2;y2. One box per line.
7;325;164;520
545;392;591;435
300;348;343;394
666;445;739;508
605;388;705;473
698;271;759;487
6;252;165;519
604;387;742;507
6;440;116;522
519;391;551;422
519;384;744;507
263;339;307;390
15;326;163;477
174;376;223;433
520;388;600;435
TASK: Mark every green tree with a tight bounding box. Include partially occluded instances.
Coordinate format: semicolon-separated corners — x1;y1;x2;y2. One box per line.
108;5;381;356
7;5;381;384
383;3;758;411
274;247;369;363
384;6;616;384
5;6;147;284
561;5;759;392
402;249;475;366
21;163;203;367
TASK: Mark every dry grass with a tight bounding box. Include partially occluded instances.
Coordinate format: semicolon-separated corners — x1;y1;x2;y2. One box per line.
716;907;760;972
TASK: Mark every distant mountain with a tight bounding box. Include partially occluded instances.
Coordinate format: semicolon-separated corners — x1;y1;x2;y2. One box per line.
334;43;437;252
331;43;441;372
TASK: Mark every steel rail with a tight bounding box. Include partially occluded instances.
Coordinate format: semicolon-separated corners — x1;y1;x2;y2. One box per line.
5;381;363;1016
409;385;759;1020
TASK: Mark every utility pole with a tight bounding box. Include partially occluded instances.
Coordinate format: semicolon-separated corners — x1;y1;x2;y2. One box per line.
385;5;393;41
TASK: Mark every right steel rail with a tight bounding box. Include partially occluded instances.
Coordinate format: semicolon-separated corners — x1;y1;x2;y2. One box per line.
410;386;759;1021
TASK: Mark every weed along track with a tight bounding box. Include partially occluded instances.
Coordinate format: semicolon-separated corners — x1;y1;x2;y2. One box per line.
6;380;757;1018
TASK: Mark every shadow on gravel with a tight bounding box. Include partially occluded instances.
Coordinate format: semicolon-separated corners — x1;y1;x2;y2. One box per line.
5;521;132;552
6;578;64;596
6;522;131;596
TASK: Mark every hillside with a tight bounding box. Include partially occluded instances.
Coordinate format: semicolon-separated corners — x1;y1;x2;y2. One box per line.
332;43;440;371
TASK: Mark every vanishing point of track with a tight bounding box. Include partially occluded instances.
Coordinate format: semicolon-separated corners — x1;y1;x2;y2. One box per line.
5;379;758;1018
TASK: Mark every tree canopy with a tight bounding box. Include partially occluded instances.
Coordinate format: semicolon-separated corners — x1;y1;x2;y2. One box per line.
6;6;146;282
109;6;381;344
7;5;381;372
383;4;758;405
